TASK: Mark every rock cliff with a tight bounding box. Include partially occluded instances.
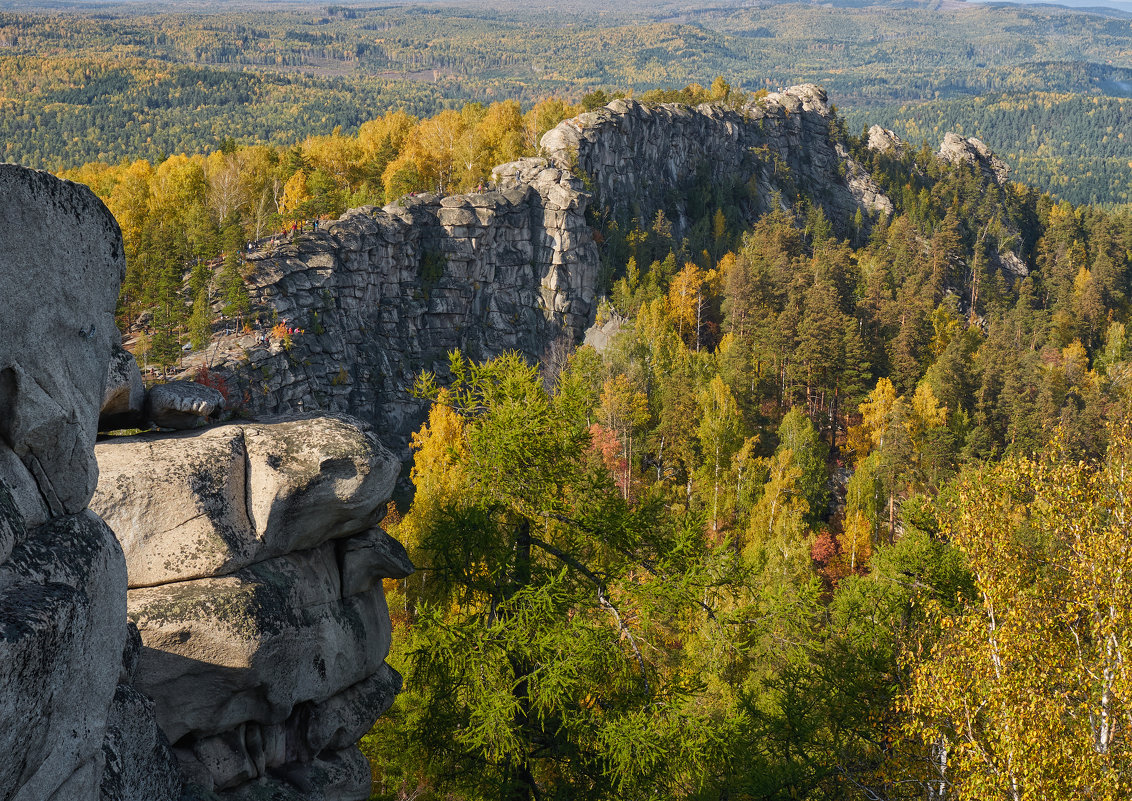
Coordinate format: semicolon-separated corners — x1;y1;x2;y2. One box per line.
196;162;596;449
0;164;179;801
537;85;892;237
199;85;891;448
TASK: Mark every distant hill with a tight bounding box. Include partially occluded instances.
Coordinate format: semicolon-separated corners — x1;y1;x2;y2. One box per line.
970;0;1132;16
3;0;1132;202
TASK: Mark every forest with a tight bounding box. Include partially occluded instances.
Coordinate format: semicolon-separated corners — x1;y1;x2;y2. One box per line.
352;126;1132;798
857;88;1132;206
6;0;1132;202
10;0;1131;787
60;77;1132;797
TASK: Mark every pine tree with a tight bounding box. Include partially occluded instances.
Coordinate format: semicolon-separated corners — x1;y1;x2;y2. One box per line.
189;288;212;351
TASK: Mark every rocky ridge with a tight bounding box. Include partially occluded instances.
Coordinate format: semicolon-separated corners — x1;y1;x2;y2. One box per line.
538;85;893;236
193;164;593;449
201;86;892;447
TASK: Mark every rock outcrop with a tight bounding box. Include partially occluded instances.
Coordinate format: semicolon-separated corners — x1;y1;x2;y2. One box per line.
195;86;890;448
0;164;178;801
539;85;892;238
91;415;407;800
866;124;907;155
197;163;597;448
938;132;1010;186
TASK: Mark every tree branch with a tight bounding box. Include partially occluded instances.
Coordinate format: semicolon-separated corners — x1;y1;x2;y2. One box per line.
527;533;650;693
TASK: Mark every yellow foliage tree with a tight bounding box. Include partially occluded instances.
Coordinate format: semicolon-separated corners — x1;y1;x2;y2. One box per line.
903;423;1132;800
667;262;705;348
395;389;470;601
303;129;363;193
104;159;154;263
279;169;310;218
846;377;900;462
358;110;418;159
598;373;650;498
522;97;579;151
837;509;872;573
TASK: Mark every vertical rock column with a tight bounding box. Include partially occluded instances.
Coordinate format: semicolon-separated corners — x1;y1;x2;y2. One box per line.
0;164;179;801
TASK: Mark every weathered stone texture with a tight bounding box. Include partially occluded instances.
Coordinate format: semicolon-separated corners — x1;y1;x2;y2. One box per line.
0;506;128;801
203;164;597;450
866;124;907;155
91;414;407;801
146;381;225;430
92;416;398;587
0;164;124;525
0;164;178;801
539;85;892;238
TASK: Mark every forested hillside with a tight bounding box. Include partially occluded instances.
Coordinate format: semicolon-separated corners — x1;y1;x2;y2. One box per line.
5;0;1132;202
352;121;1132;799
856;89;1132;206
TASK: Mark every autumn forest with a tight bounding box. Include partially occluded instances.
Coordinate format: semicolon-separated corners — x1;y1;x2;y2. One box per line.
9;0;1132;798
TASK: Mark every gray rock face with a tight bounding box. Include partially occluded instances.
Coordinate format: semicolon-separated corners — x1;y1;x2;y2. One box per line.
540;85;892;240
866;125;907;155
92;414;408;801
146;380;225;429
200;165;597;451
938;132;1010;185
101;342;145;430
197;86;890;450
339;527;413;597
582;311;626;355
99;684;182;801
0;505;128;801
0;164;124;525
0;165;178;801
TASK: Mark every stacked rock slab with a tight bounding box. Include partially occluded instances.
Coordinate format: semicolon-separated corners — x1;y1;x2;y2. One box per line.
91;415;410;801
202;85;889;449
0;164;179;801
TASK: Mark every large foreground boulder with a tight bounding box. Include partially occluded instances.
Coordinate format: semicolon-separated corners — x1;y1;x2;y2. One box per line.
0;500;128;801
0;164;122;525
92;414;408;800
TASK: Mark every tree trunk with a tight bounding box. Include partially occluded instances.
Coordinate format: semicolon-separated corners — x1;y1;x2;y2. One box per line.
888;490;895;544
506;518;533;801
